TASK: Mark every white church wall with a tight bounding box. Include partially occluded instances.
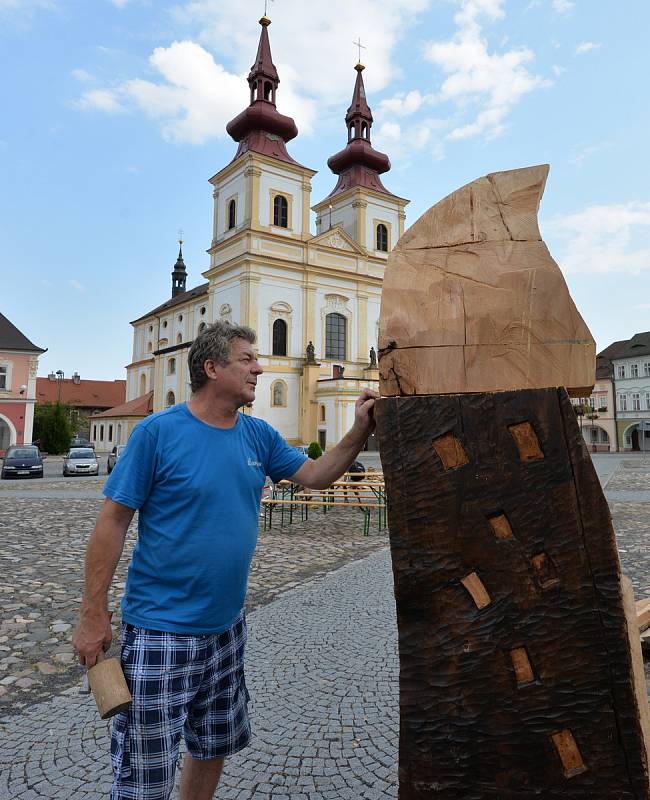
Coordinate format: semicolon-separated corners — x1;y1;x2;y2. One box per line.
257;279;304;357
216;169;247;241
365;198;400;256
255;371;301;441
259;171;303;234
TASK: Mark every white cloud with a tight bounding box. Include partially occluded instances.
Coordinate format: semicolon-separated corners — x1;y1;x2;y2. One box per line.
576;41;601;55
76;0;430;144
110;0;130;6
568;141;611;167
551;64;565;77
378;90;433;117
552;0;574;13
75;88;126;114
71;68;93;82
424;0;550;140
69;279;87;293
546;203;650;275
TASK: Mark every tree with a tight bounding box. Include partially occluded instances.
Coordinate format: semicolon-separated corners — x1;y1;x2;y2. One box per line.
307;441;323;460
33;403;72;454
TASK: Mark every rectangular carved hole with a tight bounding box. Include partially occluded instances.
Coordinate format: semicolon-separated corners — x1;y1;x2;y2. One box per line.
551;730;587;778
488;513;513;540
508;422;544;461
531;552;560;589
461;572;491;610
432;433;469;470
510;646;535;686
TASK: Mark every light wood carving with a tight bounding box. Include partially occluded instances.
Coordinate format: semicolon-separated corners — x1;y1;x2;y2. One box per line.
378;165;596;397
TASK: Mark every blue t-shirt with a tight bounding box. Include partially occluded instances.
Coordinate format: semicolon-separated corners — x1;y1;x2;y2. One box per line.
103;403;307;634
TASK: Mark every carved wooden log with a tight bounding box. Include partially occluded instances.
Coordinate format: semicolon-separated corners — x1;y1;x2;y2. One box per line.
376;389;650;798
377;166;650;798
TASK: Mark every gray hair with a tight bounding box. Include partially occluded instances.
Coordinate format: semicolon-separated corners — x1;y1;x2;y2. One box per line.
188;320;256;393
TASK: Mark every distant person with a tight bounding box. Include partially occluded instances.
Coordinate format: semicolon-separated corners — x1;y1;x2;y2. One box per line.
73;321;378;800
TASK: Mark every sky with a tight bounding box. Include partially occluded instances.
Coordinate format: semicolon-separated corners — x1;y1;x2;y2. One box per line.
2;0;649;381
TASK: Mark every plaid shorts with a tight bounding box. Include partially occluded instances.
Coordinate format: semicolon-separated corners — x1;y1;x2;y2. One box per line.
110;611;250;800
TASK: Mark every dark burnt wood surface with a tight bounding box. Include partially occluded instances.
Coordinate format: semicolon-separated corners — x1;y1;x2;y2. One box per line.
377;387;649;799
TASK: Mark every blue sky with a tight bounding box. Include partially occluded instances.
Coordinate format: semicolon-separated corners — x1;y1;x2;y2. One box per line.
2;0;649;380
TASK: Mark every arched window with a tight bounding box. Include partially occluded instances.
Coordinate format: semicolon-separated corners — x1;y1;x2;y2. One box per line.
166;391;176;407
176;333;183;345
264;81;272;101
325;313;347;360
228;199;236;230
348;123;355;141
271;381;286;407
273;195;288;228
272;318;287;356
139;374;147;395
147;341;152;353
168;358;176;375
376;223;388;252
319;404;326;422
361;121;368;139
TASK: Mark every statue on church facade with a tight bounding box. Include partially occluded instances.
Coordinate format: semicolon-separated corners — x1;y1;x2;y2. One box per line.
369;346;377;368
305;341;316;364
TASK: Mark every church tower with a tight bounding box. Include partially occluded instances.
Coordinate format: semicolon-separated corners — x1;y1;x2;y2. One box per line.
313;62;408;255
171;239;187;297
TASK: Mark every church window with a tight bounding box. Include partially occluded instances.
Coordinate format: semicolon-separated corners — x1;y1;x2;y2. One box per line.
271;380;287;407
147;342;152;353
361;121;368;139
200;306;206;315
178;314;183;322
168;358;176;375
326;313;347;360
273;195;289;228
166;391;176;407
100;425;104;441
264;81;272;101
108;424;113;441
176;333;182;344
348;123;355;141
93;424;97;440
272;319;287;356
163;320;168;328
148;325;153;332
319;404;326;422
376;223;388;252
0;365;6;390
139;374;147;395
228;199;236;230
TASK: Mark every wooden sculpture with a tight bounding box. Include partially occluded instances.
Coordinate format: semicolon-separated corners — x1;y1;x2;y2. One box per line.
376;165;650;799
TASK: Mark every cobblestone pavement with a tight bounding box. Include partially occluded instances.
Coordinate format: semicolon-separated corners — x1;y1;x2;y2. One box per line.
0;456;648;798
0;491;388;715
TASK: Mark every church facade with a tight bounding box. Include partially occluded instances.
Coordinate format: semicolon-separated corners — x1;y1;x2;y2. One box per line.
100;16;408;452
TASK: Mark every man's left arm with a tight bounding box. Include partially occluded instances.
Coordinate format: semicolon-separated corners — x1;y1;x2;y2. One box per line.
290;388;378;490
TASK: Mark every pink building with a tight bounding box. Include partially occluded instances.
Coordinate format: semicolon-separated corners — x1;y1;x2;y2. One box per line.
0;313;46;453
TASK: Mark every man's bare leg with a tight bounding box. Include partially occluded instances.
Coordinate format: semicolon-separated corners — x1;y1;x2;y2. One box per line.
180;754;224;800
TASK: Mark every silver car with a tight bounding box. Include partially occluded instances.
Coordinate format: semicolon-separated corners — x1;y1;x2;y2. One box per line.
63;447;100;477
107;444;126;474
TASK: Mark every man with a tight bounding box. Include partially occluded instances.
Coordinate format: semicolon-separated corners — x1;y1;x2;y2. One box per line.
73;321;378;800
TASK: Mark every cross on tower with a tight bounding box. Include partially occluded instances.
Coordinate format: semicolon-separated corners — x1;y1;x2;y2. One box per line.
178;228;184;246
264;0;274;16
353;37;366;64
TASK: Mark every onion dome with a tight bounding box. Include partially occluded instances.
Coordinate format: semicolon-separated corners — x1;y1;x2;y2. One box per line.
326;63;393;199
171;239;187;298
226;17;299;164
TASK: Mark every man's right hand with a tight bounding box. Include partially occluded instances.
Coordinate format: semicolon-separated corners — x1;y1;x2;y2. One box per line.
72;611;113;667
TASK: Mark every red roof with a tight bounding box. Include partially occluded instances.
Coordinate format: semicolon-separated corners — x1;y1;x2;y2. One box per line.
36;377;126;409
91;391;154;419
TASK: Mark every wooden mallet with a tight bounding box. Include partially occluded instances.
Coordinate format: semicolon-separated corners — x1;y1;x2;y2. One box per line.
87;649;132;719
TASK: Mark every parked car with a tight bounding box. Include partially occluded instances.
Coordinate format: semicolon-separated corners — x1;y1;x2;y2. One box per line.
70;436;94;449
107;444;127;474
63;448;100;477
1;445;44;479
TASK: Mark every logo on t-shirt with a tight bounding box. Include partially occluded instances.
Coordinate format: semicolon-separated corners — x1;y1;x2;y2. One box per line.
247;457;262;468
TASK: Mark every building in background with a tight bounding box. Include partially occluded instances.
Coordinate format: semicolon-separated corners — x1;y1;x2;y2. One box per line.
0;312;46;453
117;15;408;451
611;332;650;451
90;391;153;452
36;375;126;437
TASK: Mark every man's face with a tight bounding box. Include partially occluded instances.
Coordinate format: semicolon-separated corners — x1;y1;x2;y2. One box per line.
210;338;263;407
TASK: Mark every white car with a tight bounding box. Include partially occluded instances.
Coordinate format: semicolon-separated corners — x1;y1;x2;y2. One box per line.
63;448;100;477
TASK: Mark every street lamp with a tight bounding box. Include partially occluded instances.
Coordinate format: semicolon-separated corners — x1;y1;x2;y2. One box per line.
55;370;64;404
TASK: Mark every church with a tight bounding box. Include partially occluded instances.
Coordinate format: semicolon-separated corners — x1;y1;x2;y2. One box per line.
92;15;408;452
